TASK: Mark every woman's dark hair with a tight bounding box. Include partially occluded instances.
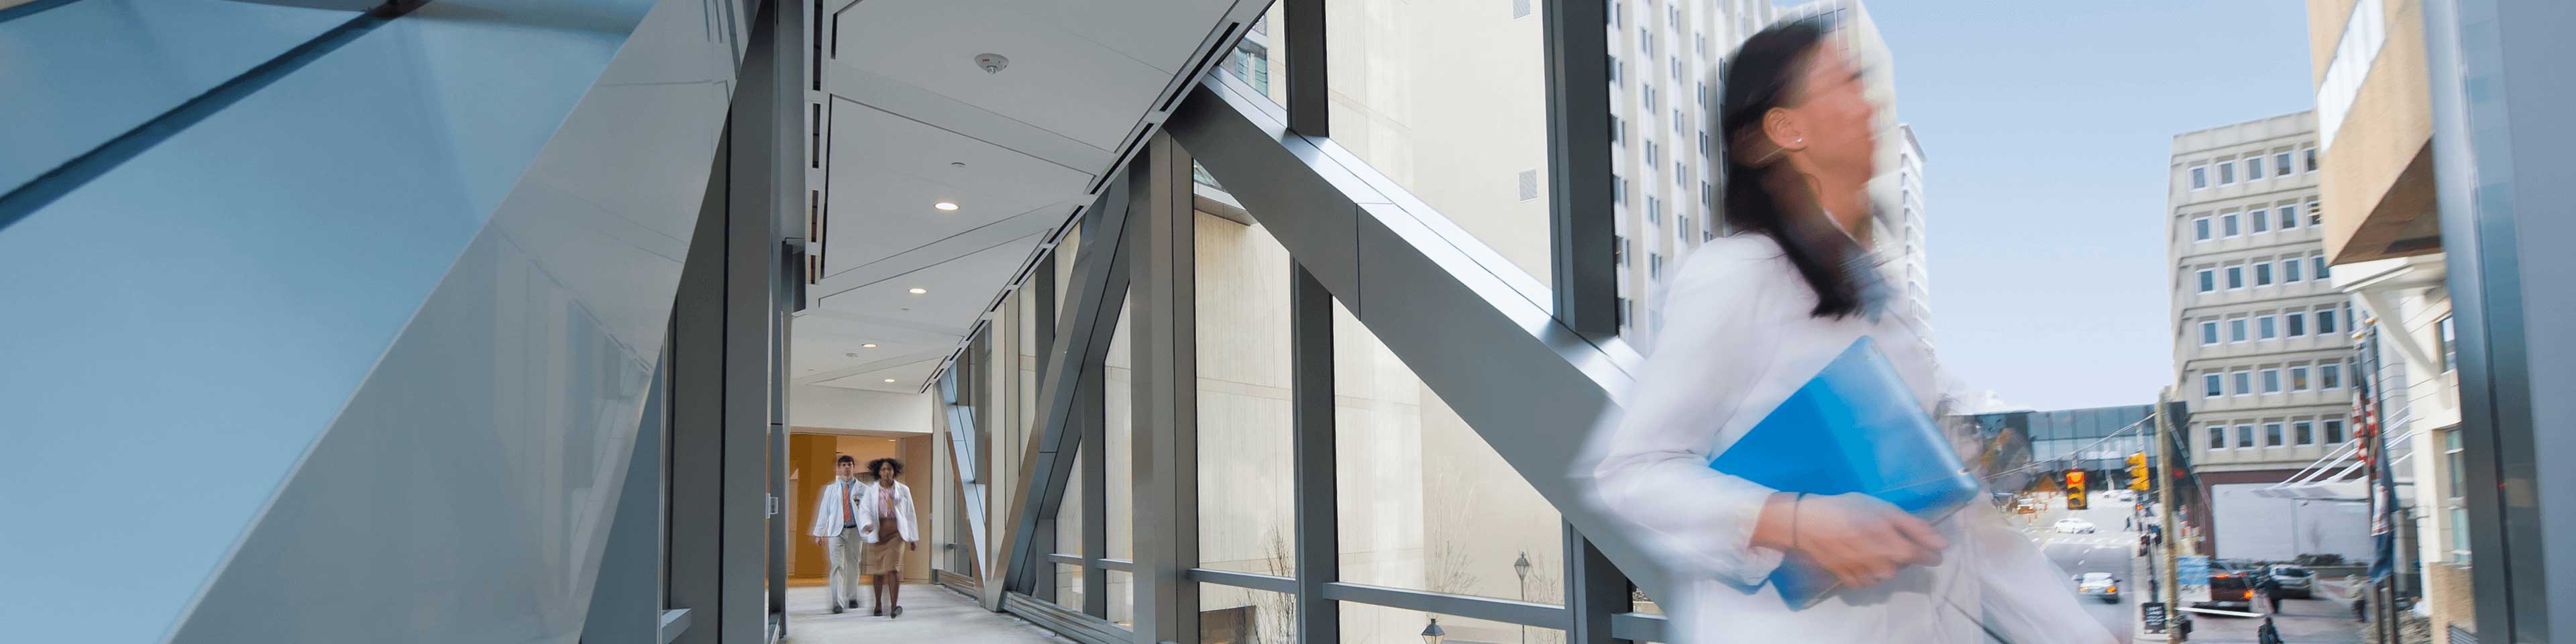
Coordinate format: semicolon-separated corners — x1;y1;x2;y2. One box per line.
867;458;904;478
1719;15;1862;318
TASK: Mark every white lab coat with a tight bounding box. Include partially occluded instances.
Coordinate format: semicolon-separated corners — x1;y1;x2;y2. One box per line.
853;480;919;544
808;478;864;538
1585;234;2111;644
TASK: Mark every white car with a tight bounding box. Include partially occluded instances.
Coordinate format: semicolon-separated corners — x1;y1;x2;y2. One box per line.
2053;517;2098;533
2073;572;2121;602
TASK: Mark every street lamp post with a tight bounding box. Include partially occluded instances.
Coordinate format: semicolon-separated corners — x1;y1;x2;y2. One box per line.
1421;617;1446;644
1513;551;1532;644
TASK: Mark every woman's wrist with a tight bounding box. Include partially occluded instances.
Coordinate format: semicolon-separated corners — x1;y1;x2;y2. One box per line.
1750;492;1801;551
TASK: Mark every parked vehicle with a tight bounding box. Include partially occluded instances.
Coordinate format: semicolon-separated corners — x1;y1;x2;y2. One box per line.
2265;564;2316;598
2195;572;2256;610
2053;517;2097;533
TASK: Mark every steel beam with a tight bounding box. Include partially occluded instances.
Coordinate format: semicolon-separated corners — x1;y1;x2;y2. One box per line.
1291;262;1342;644
996;177;1135;602
1540;0;1617;335
1129;131;1201;643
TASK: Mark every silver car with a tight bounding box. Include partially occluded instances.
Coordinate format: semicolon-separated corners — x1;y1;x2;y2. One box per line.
2073;572;2121;603
2265;564;2316;598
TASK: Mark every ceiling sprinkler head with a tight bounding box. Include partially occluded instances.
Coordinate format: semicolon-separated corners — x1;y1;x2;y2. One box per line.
975;53;1009;74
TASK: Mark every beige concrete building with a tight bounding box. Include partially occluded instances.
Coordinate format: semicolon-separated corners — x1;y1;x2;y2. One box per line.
2307;0;2468;640
2165;111;2373;561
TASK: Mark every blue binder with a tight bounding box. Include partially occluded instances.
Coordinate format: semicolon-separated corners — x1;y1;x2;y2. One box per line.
1708;337;1982;609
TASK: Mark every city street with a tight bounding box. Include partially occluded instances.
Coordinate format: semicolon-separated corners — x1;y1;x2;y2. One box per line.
2017;496;2144;643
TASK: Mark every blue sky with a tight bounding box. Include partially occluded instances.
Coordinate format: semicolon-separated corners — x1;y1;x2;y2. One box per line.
1860;2;2318;410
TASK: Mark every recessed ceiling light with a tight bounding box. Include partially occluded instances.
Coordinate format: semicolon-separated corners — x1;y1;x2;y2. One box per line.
883;378;898;383
907;287;928;294
932;201;959;212
861;343;879;348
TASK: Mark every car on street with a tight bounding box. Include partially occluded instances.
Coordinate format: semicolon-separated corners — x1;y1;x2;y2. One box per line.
2072;572;2121;603
2194;571;2256;610
2053;517;2097;533
2265;564;2316;598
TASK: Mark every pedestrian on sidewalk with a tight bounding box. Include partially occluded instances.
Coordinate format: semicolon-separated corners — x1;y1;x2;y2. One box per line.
2257;615;2285;644
855;458;919;618
2257;574;2285;614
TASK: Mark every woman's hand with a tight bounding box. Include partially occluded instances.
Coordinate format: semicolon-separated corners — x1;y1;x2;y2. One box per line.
1755;492;1949;589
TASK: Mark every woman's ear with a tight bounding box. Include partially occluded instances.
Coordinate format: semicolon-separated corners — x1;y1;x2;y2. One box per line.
1763;106;1807;154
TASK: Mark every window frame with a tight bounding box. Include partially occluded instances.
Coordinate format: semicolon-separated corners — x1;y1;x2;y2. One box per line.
2286;310;2307;337
2245;154;2266;180
2200;319;2221;345
2233;369;2253;396
2259;314;2278;339
2237;423;2257;449
2275;152;2295;177
2226;264;2246;290
2320;362;2344;389
2204;372;2225;398
2290;364;2312;390
2296;419;2316;445
2222;211;2243;237
2284;255;2304;282
2208;424;2229;451
2229;316;2249;343
2265;421;2286;447
2194;215;2213;241
2261;367;2283;394
2219;159;2238;184
2198;268;2218;293
2190;164;2210;190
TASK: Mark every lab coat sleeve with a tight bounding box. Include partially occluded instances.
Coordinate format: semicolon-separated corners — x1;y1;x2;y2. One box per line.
810;482;841;538
1590;247;1795;588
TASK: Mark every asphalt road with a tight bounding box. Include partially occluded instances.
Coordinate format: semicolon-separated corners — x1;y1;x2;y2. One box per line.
2015;495;2147;643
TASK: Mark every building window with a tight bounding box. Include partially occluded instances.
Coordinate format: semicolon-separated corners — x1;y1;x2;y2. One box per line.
2233;370;2253;396
1609;55;1621;85
2314;253;2330;278
1517;169;1540;202
2237;424;2257;448
2290;364;2312;390
2252;207;2271;233
1673;109;1684;134
1617;297;1632;327
1613;174;1625;205
1645;140;1658;166
1649;252;1663;280
2308;199;2323;225
2279;205;2300;230
1640;27;1652;54
2275;152;2295;176
2200;320;2221;345
2317;306;2339;334
1609;0;1619;26
2324;419;2346;443
2284;256;2304;282
2226;264;2245;290
1677;214;1692;241
2194;217;2212;241
2305;145;2319;172
2219;160;2237;184
2204;373;2224;397
2190;165;2210;190
1642;83;1655;110
2296;420;2316;444
2265;422;2285;447
2198;268;2216;293
2208;425;2227;451
2287;311;2307;337
1611;115;1623;147
2438;315;2457;372
2245;156;2265;180
1613;235;1628;266
2222;212;2241;237
2259;315;2278;339
1696;32;1706;57
2261;368;2282;393
2229;317;2249;343
2255;262;2274;286
1699;131;1711;158
2320;362;2343;388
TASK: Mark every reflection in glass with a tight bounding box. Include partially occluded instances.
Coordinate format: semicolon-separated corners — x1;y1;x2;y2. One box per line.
1201;584;1297;644
1195;213;1299;578
1332;299;1564;604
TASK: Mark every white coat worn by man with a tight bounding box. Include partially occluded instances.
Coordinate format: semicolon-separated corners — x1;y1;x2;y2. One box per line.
807;455;867;612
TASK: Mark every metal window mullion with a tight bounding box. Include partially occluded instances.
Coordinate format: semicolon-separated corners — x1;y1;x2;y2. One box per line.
1081;357;1108;618
1564;523;1631;644
1283;0;1328;136
1542;0;1617;335
1291;262;1341;644
1129;131;1202;643
998;179;1135;602
1320;582;1570;631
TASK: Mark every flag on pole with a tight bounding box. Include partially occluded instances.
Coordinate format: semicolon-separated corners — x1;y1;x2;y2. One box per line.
2363;328;2399;583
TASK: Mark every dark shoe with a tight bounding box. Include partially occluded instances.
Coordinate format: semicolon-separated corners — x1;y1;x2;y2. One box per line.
872;605;883;616
830;604;844;614
847;599;859;609
892;606;903;619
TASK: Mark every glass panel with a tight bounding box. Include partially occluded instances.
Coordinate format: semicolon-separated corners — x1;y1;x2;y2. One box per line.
1326;0;1552;284
1196;213;1299;577
1218;1;1290;107
1107;570;1136;628
1051;562;1087;611
1332;299;1564;603
1200;584;1297;644
1342;602;1566;644
1106;297;1136;613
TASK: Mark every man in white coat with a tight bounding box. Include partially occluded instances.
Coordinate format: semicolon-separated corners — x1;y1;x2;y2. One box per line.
807;455;866;613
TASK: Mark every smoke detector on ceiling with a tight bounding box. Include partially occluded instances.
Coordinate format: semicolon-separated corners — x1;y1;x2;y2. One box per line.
975;53;1010;74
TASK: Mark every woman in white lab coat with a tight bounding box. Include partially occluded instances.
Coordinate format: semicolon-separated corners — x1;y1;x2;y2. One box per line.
854;458;919;617
1587;16;2111;644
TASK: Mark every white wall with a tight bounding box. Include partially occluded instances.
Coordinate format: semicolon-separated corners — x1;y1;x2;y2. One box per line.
2211;483;2375;561
790;384;932;434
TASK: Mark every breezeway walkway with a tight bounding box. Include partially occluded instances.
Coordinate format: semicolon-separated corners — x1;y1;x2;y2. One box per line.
782;583;1070;643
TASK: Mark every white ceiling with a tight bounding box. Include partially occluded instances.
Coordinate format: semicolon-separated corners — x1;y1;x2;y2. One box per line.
798;0;1260;394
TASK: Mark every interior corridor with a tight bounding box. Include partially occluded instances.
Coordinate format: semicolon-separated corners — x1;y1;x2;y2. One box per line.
783;584;1067;644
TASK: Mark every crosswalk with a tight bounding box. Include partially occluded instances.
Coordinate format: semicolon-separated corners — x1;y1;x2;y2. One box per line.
2031;533;2136;548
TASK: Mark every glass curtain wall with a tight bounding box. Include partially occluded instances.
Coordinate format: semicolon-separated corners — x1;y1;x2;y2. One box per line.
1193;211;1299;643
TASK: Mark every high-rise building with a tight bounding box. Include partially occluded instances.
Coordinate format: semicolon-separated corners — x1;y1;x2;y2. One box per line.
1880;123;1933;342
2166;111;2371;561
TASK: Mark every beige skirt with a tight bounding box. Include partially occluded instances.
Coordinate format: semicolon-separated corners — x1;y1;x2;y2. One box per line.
863;524;904;576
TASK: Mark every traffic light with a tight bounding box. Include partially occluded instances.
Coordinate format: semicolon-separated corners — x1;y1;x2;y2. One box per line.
2065;469;2090;510
2127;452;2151;491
